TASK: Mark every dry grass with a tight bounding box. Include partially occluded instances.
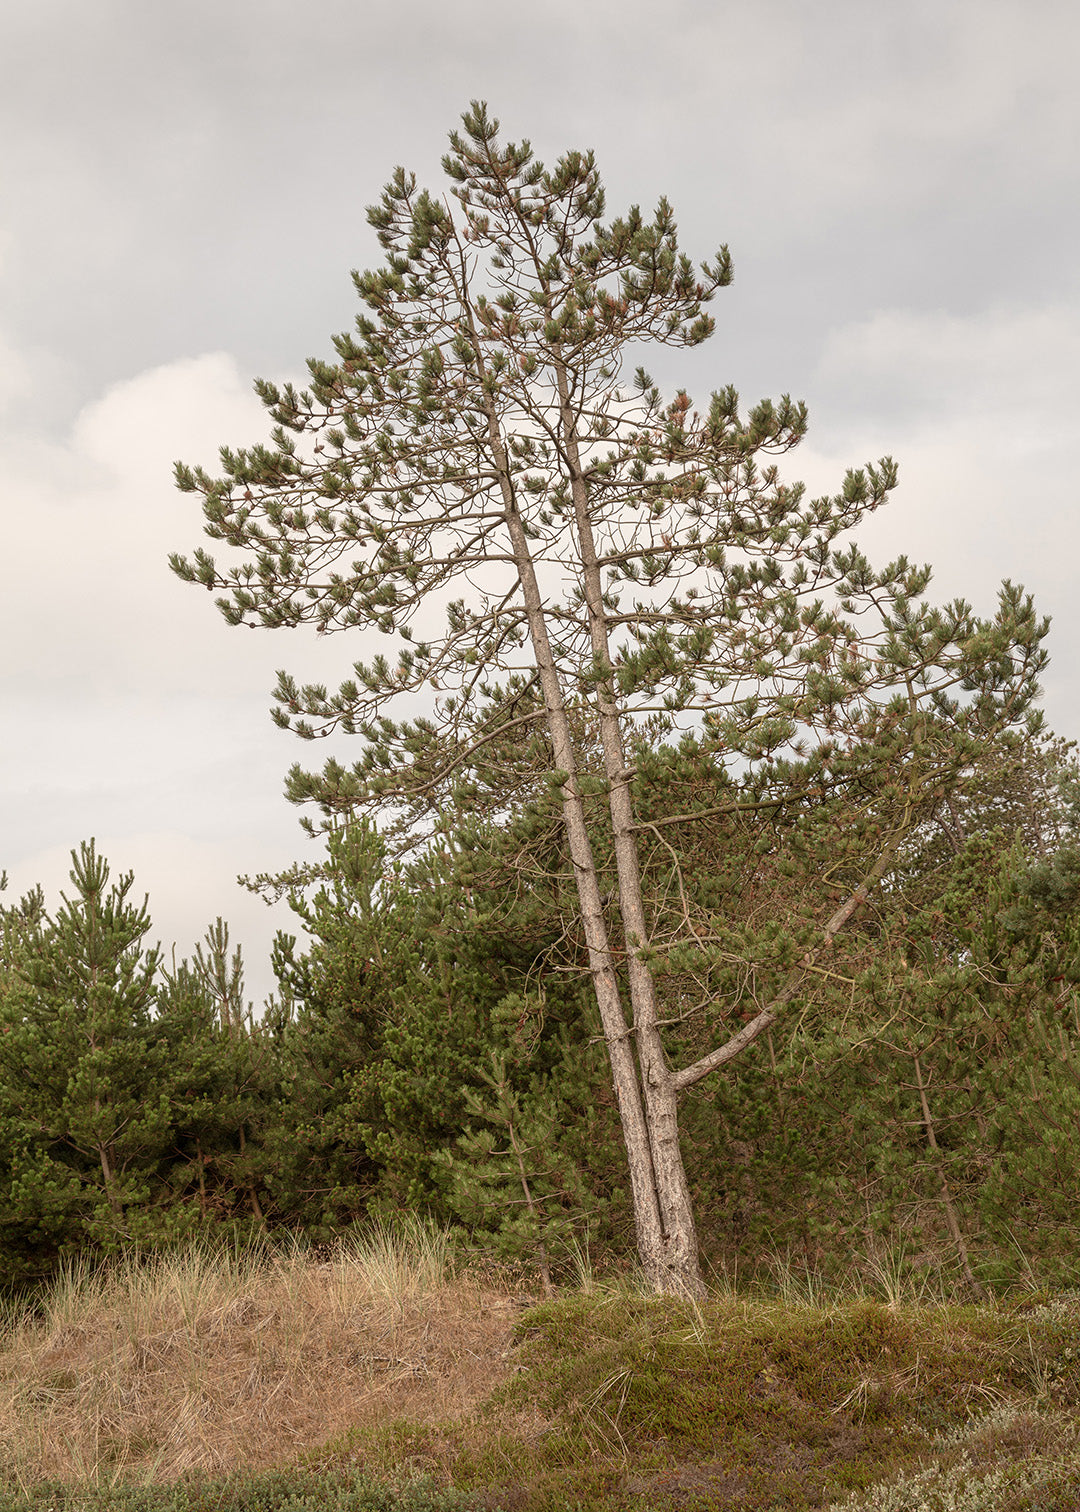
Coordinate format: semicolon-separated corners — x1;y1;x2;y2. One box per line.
5;1235;1080;1510
0;1222;523;1488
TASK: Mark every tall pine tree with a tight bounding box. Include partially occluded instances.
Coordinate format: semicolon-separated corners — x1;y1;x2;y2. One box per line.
173;105;1048;1295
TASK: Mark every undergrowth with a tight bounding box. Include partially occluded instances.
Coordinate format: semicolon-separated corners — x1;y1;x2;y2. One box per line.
2;1234;1080;1510
0;1469;489;1510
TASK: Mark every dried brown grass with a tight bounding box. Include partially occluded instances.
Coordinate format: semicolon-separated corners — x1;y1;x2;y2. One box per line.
0;1225;524;1486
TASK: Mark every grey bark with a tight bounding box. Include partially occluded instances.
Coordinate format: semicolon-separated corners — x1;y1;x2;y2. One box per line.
554;355;704;1297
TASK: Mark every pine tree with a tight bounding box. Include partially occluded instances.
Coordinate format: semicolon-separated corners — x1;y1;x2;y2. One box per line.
154;921;273;1231
0;842;172;1259
251;821;621;1248
255;825;391;1232
173;104;1048;1295
436;1045;615;1295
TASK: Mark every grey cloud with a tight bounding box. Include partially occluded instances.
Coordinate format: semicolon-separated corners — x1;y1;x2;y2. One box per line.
2;0;1078;994
5;0;1078;425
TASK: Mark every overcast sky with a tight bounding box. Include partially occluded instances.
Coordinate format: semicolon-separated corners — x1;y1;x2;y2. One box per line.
2;0;1077;1007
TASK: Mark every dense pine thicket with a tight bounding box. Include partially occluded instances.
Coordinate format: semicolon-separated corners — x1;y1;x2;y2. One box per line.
2;730;1079;1291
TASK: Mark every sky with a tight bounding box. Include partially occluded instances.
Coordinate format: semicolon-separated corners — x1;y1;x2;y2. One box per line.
2;0;1077;1008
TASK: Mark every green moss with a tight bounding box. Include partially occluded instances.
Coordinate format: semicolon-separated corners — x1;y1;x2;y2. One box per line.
307;1292;1072;1508
8;1292;1080;1512
0;1468;490;1511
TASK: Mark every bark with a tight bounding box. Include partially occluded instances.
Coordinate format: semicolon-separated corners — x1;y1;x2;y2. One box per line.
470;376;670;1286
912;1055;984;1297
97;1142;123;1220
555;357;704;1297
508;1118;554;1299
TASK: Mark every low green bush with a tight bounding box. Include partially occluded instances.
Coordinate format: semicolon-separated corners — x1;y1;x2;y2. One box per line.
0;1469;494;1512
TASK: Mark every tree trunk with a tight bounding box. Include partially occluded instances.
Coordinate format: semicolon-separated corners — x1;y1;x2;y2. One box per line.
461;281;703;1296
554;359;705;1298
97;1141;123;1221
477;401;673;1286
912;1055;983;1297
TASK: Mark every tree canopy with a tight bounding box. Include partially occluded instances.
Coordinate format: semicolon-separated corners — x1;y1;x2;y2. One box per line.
172;103;1048;1295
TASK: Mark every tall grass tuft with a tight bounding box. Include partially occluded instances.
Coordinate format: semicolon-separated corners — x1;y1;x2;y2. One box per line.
0;1222;506;1488
342;1214;453;1302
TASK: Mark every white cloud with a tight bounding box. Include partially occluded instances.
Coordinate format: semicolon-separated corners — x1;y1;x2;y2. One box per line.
71;351;263;483
1;351;359;1002
0;350;346;694
795;300;1080;732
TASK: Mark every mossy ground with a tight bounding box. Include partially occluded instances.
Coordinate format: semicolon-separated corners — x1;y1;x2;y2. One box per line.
0;1471;484;1510
4;1250;1080;1510
308;1289;1080;1510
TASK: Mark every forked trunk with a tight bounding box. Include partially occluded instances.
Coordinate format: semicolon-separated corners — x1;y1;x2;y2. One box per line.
555;361;705;1298
473;405;669;1284
468;299;704;1296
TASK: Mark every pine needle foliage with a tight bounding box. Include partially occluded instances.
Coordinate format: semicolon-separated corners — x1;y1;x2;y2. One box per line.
172;103;1049;1295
